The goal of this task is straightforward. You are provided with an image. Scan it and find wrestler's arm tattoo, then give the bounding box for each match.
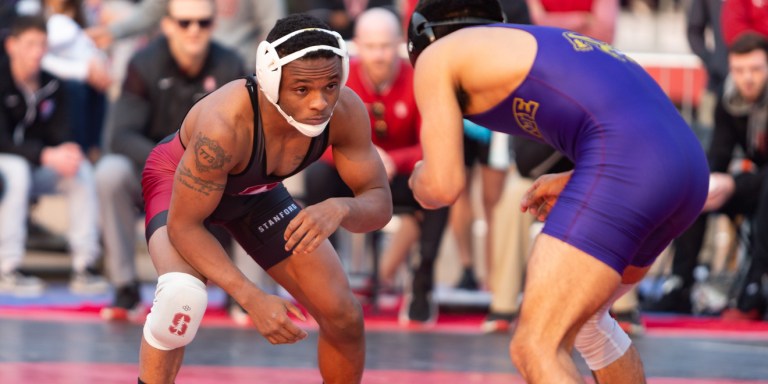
[177,133,231,195]
[176,163,226,196]
[193,132,232,173]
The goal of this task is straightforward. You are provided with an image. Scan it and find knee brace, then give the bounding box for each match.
[573,309,631,371]
[573,284,634,371]
[143,272,208,351]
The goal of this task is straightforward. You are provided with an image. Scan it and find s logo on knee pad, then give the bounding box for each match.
[169,313,191,336]
[143,272,208,351]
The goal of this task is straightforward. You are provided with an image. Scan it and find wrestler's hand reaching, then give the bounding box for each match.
[520,170,573,221]
[246,292,308,345]
[284,199,345,254]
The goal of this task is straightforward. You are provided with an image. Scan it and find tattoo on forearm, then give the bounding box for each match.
[194,133,232,172]
[177,164,225,196]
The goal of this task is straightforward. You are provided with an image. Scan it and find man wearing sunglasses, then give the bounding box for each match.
[86,0,284,69]
[94,0,244,321]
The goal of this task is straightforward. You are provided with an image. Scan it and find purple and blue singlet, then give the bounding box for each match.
[465,24,709,273]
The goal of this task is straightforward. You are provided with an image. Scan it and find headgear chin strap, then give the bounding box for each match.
[407,11,505,66]
[273,103,331,137]
[256,28,349,137]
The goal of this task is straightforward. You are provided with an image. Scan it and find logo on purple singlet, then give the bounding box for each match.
[512,98,542,138]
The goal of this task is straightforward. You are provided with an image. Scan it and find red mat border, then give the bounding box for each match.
[0,362,765,384]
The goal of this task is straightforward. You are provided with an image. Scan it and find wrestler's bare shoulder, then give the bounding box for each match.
[419,26,537,114]
[181,80,252,140]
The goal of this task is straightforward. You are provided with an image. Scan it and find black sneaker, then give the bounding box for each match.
[735,282,767,316]
[100,282,145,322]
[455,268,479,291]
[399,292,437,327]
[114,282,141,309]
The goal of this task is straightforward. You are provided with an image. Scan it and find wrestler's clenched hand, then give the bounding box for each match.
[284,200,345,254]
[246,292,308,345]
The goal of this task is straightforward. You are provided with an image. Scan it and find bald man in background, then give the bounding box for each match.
[303,7,450,326]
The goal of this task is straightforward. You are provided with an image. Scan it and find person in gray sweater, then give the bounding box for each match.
[686,0,729,97]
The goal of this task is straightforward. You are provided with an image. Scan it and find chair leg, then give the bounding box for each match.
[369,231,381,313]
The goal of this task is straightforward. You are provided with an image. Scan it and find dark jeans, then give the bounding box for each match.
[671,171,768,310]
[65,81,106,152]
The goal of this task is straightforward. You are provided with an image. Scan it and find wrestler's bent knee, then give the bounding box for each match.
[573,310,631,370]
[319,296,363,339]
[143,272,208,351]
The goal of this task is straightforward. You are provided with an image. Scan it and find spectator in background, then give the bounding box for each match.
[307,0,395,39]
[722,0,768,46]
[526,0,618,43]
[42,0,111,161]
[716,33,768,321]
[0,0,76,254]
[87,0,285,69]
[687,0,729,98]
[303,7,449,325]
[95,0,244,320]
[2,1,44,77]
[647,33,768,316]
[0,16,107,296]
[686,0,729,146]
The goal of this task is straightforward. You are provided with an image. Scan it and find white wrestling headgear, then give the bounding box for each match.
[256,28,349,137]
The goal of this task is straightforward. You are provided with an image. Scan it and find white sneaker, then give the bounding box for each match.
[0,271,45,296]
[69,271,109,295]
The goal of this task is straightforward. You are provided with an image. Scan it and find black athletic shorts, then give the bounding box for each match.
[211,184,302,270]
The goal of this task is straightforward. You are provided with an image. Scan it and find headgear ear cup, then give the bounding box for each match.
[407,12,434,67]
[255,40,282,103]
[255,28,349,104]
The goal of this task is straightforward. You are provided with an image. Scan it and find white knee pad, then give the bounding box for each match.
[143,272,208,351]
[573,283,634,371]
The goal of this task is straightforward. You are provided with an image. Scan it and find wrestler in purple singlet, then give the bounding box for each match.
[465,25,709,273]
